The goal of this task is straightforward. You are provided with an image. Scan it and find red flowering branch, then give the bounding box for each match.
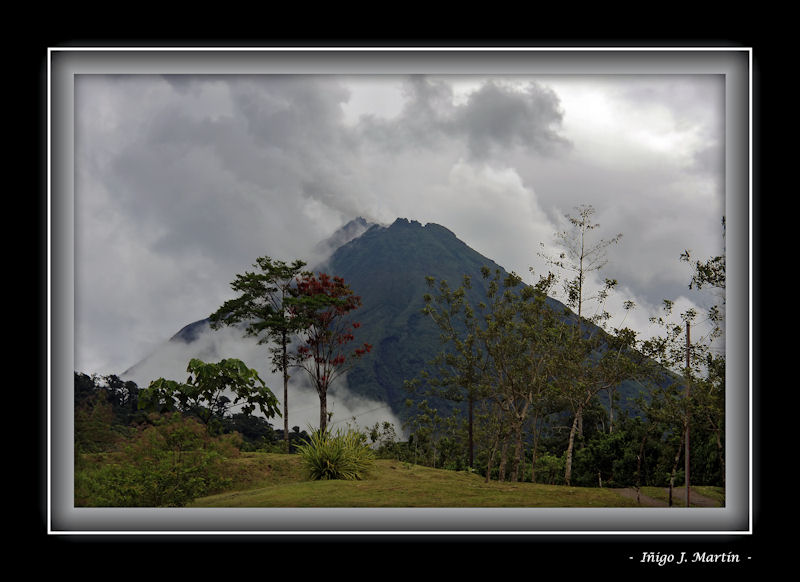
[289,272,371,431]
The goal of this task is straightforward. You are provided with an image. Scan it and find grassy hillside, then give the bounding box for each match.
[188,452,642,508]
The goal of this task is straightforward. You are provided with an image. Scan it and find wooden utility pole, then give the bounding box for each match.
[685,321,691,507]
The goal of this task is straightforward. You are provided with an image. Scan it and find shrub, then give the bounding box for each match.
[76,413,239,507]
[296,426,375,480]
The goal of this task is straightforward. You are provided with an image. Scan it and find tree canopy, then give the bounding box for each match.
[139,358,280,433]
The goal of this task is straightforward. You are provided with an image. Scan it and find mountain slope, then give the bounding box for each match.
[319,218,527,414]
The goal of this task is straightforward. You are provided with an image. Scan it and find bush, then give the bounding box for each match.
[75,413,239,507]
[296,426,375,480]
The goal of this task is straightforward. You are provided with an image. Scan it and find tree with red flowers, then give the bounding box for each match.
[289,273,372,432]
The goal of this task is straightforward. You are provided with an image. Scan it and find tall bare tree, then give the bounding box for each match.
[538,204,626,485]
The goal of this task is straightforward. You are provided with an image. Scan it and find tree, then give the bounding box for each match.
[288,273,371,432]
[210,257,310,452]
[640,218,726,501]
[475,267,564,482]
[419,274,487,469]
[640,304,720,503]
[538,204,629,485]
[539,204,623,337]
[139,358,280,434]
[681,216,726,297]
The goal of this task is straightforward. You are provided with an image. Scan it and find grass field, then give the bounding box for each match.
[188,452,644,508]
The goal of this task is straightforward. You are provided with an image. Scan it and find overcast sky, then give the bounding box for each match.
[73,72,727,388]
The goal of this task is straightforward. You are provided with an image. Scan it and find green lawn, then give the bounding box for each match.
[189,453,641,508]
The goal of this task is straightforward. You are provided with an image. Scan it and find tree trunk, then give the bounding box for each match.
[319,389,328,433]
[608,387,615,433]
[468,393,474,469]
[282,335,290,453]
[564,408,581,486]
[668,433,685,507]
[636,433,647,503]
[511,424,524,482]
[498,438,509,482]
[530,421,540,483]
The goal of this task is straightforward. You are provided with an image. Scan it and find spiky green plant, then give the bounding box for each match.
[296,426,375,480]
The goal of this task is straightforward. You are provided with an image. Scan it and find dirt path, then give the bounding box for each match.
[615,487,720,507]
[615,488,667,506]
[669,487,720,507]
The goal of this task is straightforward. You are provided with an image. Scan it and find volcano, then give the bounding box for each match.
[123,217,647,426]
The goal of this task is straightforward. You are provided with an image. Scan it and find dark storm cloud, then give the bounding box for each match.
[228,75,352,148]
[357,76,571,161]
[453,80,571,159]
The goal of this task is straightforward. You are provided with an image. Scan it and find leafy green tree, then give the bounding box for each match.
[475,267,565,482]
[418,274,487,469]
[416,266,564,481]
[210,257,310,452]
[139,358,280,434]
[75,372,145,427]
[403,398,463,469]
[473,395,509,482]
[571,412,643,487]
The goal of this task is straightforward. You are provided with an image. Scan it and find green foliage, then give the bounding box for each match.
[139,358,280,433]
[402,399,467,469]
[295,425,376,481]
[572,423,641,487]
[367,421,403,459]
[532,452,566,485]
[75,372,147,429]
[221,413,280,452]
[75,413,240,507]
[74,391,121,454]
